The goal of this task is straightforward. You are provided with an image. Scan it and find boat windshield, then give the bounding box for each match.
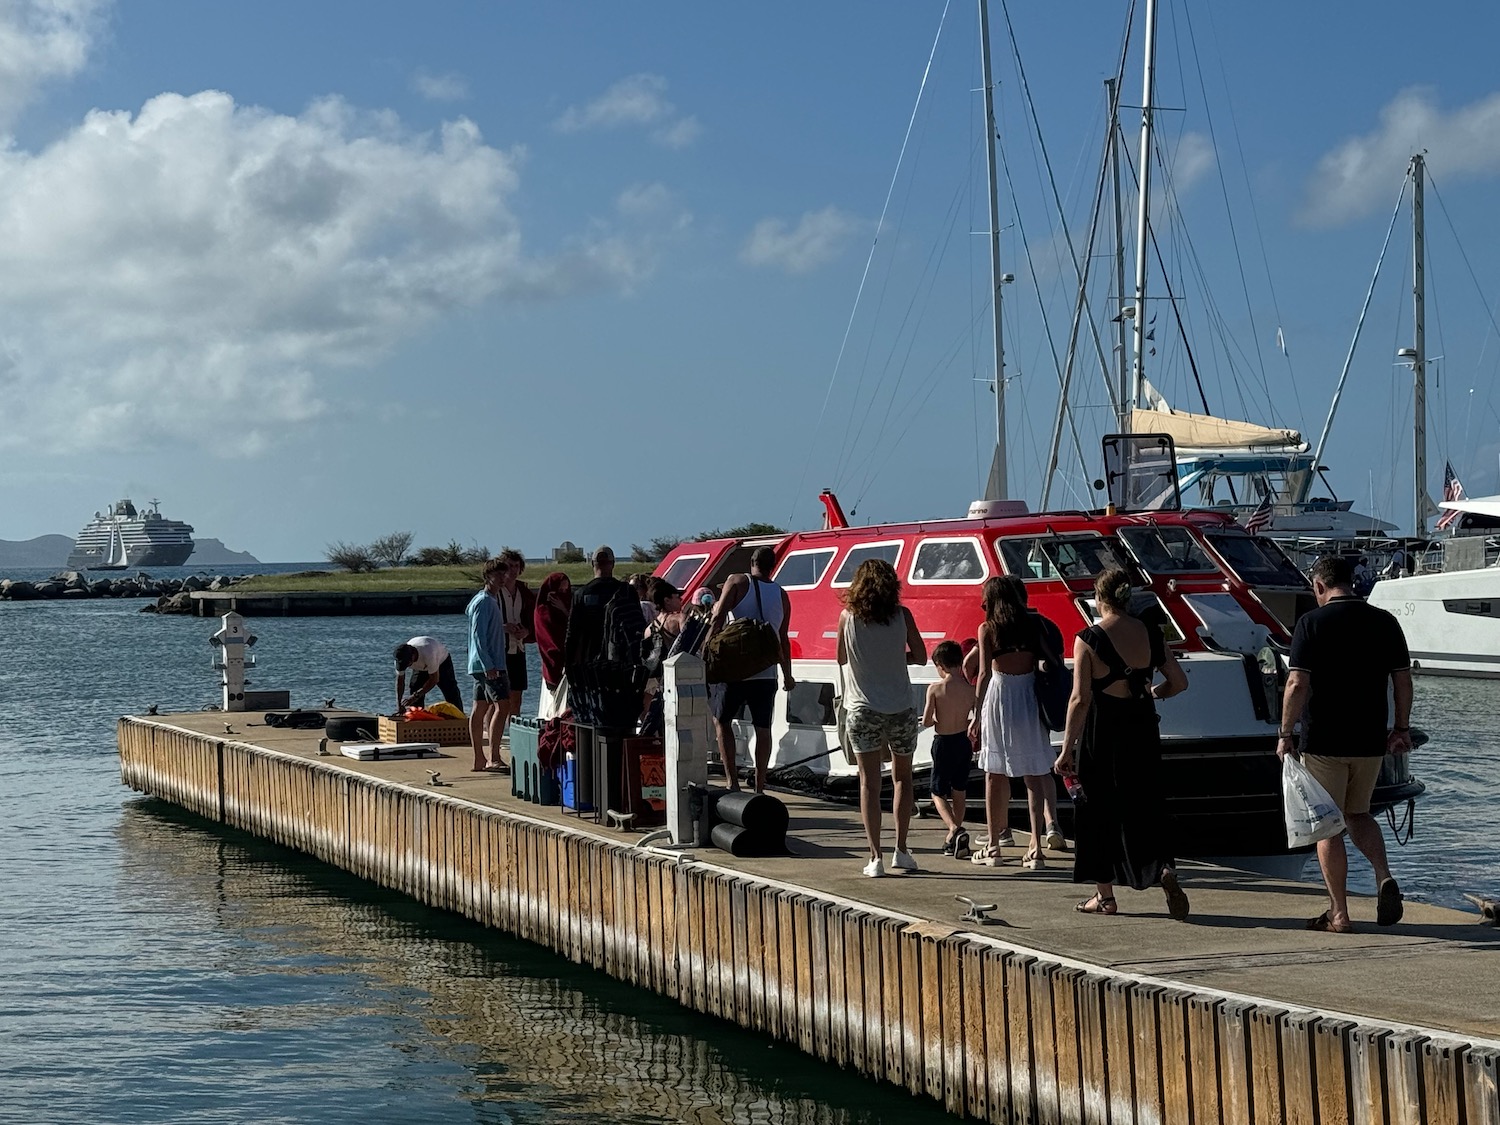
[1202,531,1307,587]
[997,534,1130,582]
[1117,526,1221,576]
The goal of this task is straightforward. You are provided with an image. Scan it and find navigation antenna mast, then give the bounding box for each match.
[1128,0,1159,414]
[1108,77,1130,431]
[1409,152,1429,538]
[979,0,1008,501]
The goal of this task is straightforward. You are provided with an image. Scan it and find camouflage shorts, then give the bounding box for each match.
[846,706,919,757]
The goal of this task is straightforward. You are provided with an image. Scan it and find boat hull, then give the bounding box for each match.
[67,542,196,570]
[1368,568,1500,677]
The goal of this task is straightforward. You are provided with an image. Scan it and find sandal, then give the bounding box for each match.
[1075,893,1117,915]
[1161,869,1190,921]
[1307,910,1355,934]
[1021,850,1045,870]
[970,843,1003,867]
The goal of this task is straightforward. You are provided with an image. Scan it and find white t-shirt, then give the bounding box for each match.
[406,636,449,674]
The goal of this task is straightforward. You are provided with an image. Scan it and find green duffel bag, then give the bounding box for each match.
[703,578,781,684]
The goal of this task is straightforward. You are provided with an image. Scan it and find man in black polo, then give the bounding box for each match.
[1279,554,1412,933]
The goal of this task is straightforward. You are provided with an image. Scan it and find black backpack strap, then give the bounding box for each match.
[750,574,765,619]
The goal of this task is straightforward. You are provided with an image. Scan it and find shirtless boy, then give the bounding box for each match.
[923,641,977,858]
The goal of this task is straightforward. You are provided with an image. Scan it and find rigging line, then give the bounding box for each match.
[1118,133,1212,414]
[1149,127,1272,419]
[832,65,952,480]
[1178,1,1283,425]
[1427,174,1500,349]
[997,0,1121,394]
[995,140,1092,491]
[843,170,972,494]
[837,151,969,482]
[849,302,995,505]
[1428,172,1500,471]
[788,0,952,524]
[969,87,984,494]
[1197,1,1301,420]
[1311,172,1409,474]
[1042,80,1119,510]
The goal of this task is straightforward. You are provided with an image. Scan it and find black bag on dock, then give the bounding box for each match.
[264,710,326,730]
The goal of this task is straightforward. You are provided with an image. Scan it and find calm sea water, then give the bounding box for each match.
[1,600,1494,1122]
[0,600,959,1125]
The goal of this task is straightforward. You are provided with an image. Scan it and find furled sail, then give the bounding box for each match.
[1130,407,1304,451]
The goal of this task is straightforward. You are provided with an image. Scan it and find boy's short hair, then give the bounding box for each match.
[393,643,416,669]
[931,640,963,669]
[482,556,508,581]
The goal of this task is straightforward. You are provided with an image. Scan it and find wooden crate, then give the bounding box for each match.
[377,715,470,746]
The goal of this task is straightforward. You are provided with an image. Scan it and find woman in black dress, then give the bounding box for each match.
[1054,568,1191,919]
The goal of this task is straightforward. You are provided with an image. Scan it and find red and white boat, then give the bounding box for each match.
[655,476,1424,858]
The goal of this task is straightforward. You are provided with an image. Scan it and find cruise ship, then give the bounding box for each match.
[67,499,195,569]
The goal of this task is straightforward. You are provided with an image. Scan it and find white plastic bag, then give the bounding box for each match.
[1282,755,1347,848]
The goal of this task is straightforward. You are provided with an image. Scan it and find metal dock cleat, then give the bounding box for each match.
[425,770,448,787]
[606,809,637,832]
[1463,893,1499,924]
[955,895,1000,925]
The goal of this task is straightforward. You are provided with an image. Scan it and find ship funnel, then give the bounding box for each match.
[967,499,1029,520]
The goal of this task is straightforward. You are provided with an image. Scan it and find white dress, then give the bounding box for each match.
[978,670,1054,777]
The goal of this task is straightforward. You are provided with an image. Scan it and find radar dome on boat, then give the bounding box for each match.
[966,499,1029,519]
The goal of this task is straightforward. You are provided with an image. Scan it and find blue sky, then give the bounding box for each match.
[3,1,1500,560]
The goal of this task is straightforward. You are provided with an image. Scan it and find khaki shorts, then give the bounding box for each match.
[1302,754,1383,817]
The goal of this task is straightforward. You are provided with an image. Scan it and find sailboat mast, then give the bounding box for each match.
[1411,152,1428,538]
[1108,77,1130,431]
[1129,0,1158,412]
[979,0,1008,501]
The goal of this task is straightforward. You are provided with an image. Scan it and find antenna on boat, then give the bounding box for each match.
[978,0,1008,501]
[1128,0,1158,416]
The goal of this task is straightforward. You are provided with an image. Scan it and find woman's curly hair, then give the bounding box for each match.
[843,558,902,624]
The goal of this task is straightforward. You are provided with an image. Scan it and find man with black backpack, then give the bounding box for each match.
[704,546,794,792]
[564,545,647,728]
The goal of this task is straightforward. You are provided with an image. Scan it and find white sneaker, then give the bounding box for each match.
[891,849,919,873]
[996,830,1016,848]
[862,858,885,878]
[1044,824,1067,852]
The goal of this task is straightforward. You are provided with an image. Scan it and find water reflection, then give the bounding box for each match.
[115,800,951,1125]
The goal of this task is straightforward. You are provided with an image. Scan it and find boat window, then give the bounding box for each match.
[1443,599,1500,618]
[831,540,903,586]
[1075,592,1187,644]
[786,680,837,727]
[773,548,836,590]
[997,535,1129,582]
[909,538,988,584]
[1117,527,1220,576]
[1203,532,1307,587]
[660,553,709,592]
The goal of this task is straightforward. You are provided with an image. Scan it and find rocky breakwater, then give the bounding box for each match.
[0,571,252,614]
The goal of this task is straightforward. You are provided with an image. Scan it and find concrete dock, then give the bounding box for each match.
[119,712,1500,1123]
[189,589,470,616]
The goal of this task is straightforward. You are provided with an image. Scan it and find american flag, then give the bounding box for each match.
[1245,493,1275,534]
[1436,461,1466,531]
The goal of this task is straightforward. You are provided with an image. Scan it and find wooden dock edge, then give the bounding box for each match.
[118,717,1500,1125]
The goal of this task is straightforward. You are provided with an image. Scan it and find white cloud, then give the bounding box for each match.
[0,0,107,127]
[0,91,658,455]
[1303,86,1500,226]
[616,181,672,216]
[411,69,468,102]
[652,115,701,150]
[554,73,701,148]
[740,207,860,275]
[1166,131,1214,196]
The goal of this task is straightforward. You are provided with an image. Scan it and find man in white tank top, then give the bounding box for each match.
[704,546,794,792]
